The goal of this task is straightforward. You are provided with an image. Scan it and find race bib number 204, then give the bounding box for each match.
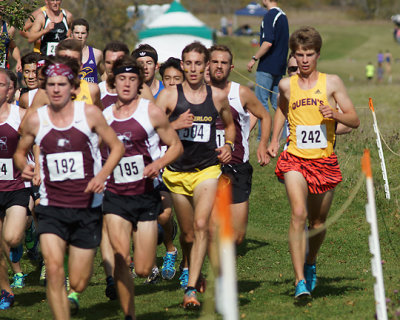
[296,125,327,149]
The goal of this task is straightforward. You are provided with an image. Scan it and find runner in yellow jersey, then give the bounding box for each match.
[267,26,360,298]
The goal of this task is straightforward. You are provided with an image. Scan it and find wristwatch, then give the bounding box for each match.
[225,140,235,152]
[252,56,258,61]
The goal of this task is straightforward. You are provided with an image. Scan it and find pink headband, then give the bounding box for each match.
[45,63,75,80]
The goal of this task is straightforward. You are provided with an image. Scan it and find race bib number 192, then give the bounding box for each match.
[178,123,210,142]
[46,152,85,182]
[296,125,327,149]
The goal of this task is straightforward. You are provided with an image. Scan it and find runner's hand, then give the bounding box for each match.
[257,144,270,166]
[21,164,35,181]
[216,145,232,164]
[143,163,161,179]
[173,109,194,130]
[85,177,106,193]
[319,105,335,119]
[267,141,279,158]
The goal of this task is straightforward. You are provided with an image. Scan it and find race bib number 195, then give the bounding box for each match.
[113,155,144,184]
[46,152,85,182]
[296,125,327,149]
[178,123,210,142]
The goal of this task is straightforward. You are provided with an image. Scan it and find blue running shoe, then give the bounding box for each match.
[295,280,311,298]
[161,248,178,280]
[304,263,317,292]
[179,268,189,290]
[10,244,23,263]
[0,290,14,310]
[11,273,27,289]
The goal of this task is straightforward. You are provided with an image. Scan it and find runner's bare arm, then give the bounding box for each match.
[88,82,103,110]
[27,15,52,43]
[139,83,155,103]
[146,103,183,178]
[242,86,271,166]
[84,104,124,193]
[155,87,178,116]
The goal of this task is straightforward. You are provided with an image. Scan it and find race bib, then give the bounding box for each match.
[178,123,210,142]
[0,159,13,180]
[216,129,225,148]
[296,125,327,149]
[46,152,85,181]
[113,155,144,184]
[46,42,58,56]
[0,54,6,69]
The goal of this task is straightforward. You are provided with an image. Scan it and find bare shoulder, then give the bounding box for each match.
[148,100,166,118]
[326,73,347,94]
[31,88,49,109]
[18,105,27,119]
[23,108,40,135]
[93,47,103,60]
[238,84,255,100]
[88,82,100,94]
[278,76,290,91]
[139,83,155,102]
[211,85,228,101]
[84,103,102,118]
[19,92,29,109]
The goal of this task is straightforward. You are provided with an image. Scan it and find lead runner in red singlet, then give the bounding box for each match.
[267,26,360,299]
[14,55,124,319]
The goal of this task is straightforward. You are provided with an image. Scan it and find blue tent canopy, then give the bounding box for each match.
[235,2,267,16]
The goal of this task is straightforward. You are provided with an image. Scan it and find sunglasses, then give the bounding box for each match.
[287,66,298,73]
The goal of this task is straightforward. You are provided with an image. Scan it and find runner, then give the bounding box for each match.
[208,44,271,245]
[267,26,360,298]
[132,44,164,98]
[0,69,30,310]
[156,41,235,309]
[102,55,182,320]
[27,0,73,56]
[159,57,184,88]
[14,55,124,318]
[71,18,105,83]
[18,52,42,109]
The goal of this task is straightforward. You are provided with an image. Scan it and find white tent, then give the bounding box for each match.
[137,0,214,62]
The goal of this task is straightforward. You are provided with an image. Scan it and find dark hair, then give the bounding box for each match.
[209,44,233,65]
[107,55,144,95]
[55,39,83,61]
[71,18,90,33]
[182,42,209,63]
[103,41,130,58]
[21,52,42,68]
[132,44,158,64]
[41,56,81,91]
[289,26,322,53]
[5,69,17,90]
[159,57,183,78]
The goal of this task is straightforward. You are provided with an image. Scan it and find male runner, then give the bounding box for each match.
[208,44,271,244]
[132,44,164,98]
[159,57,184,88]
[19,52,42,109]
[27,0,73,56]
[102,55,182,320]
[14,55,124,318]
[157,41,235,308]
[267,26,360,298]
[71,18,105,83]
[0,69,30,310]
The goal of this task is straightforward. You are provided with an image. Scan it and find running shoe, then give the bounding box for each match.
[129,258,137,278]
[9,244,23,263]
[304,263,317,292]
[105,276,117,300]
[0,290,14,310]
[294,280,311,299]
[161,248,178,280]
[25,222,40,261]
[183,288,200,309]
[144,266,160,284]
[39,263,46,286]
[11,273,27,289]
[179,268,189,289]
[68,292,79,315]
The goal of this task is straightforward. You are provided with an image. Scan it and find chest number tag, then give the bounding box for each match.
[0,159,13,180]
[47,42,58,56]
[216,129,225,148]
[47,152,85,181]
[178,123,210,142]
[114,155,144,184]
[296,125,327,149]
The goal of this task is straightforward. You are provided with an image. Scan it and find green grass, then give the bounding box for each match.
[4,9,400,319]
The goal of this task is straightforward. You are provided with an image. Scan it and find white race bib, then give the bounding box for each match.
[0,54,6,69]
[178,123,210,142]
[46,42,58,56]
[0,159,13,180]
[216,129,225,148]
[113,155,144,184]
[46,152,85,181]
[296,125,327,149]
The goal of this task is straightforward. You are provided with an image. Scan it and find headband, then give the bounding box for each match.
[133,51,157,64]
[45,63,75,80]
[113,66,140,76]
[37,60,46,68]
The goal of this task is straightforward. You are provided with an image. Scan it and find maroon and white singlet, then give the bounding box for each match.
[35,101,102,207]
[103,98,161,195]
[99,81,118,109]
[216,82,251,164]
[0,104,31,191]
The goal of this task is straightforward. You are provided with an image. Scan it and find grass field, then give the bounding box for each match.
[3,8,400,320]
